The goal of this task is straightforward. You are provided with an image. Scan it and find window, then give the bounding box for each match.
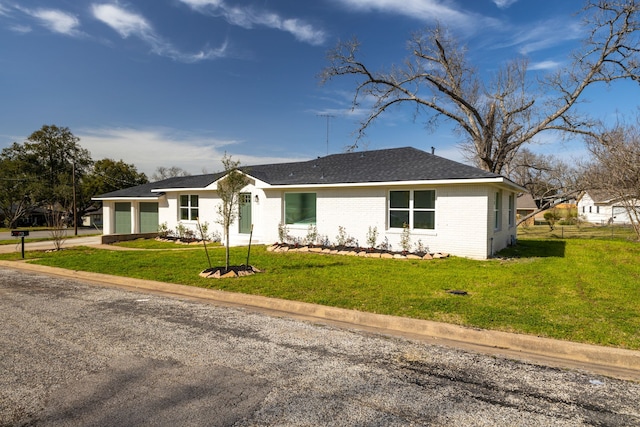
[179,195,199,220]
[285,193,316,224]
[508,194,515,227]
[389,190,435,230]
[494,191,502,230]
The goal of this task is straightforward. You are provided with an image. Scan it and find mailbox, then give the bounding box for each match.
[11,230,30,237]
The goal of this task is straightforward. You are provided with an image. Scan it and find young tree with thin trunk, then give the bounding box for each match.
[216,154,250,270]
[320,1,640,175]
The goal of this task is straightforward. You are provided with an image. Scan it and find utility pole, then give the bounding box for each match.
[317,114,334,155]
[72,155,77,236]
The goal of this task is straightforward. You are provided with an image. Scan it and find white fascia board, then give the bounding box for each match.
[91,196,161,201]
[152,187,208,193]
[259,177,526,191]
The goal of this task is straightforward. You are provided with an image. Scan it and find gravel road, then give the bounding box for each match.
[1,267,639,426]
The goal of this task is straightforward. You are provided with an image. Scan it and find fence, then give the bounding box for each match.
[518,224,637,240]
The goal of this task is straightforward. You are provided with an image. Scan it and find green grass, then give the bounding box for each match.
[2,234,639,350]
[112,239,221,250]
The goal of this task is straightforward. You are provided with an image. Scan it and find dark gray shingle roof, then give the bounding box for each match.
[246,147,500,185]
[95,173,225,198]
[94,147,504,198]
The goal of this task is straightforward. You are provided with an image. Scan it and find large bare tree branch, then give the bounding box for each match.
[320,1,640,174]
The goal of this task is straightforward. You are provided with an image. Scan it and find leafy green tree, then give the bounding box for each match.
[216,154,250,270]
[0,149,39,228]
[23,125,92,210]
[82,158,149,212]
[0,125,91,228]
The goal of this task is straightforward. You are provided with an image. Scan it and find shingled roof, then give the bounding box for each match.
[95,173,225,199]
[94,147,509,199]
[246,147,501,185]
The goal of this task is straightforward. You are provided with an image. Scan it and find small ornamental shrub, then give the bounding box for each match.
[175,222,188,239]
[415,239,428,254]
[277,222,290,243]
[400,223,411,253]
[158,222,171,238]
[378,236,391,251]
[336,226,348,246]
[366,226,378,249]
[544,210,562,230]
[196,220,210,241]
[305,224,318,245]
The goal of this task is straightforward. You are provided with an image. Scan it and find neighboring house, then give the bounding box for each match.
[516,193,538,226]
[81,207,103,228]
[93,147,524,259]
[577,191,638,225]
[0,205,47,228]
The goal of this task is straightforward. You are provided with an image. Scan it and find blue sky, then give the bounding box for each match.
[1,0,638,176]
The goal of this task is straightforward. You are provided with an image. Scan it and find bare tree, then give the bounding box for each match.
[151,166,190,182]
[320,1,640,174]
[583,118,640,238]
[216,154,250,270]
[507,149,583,224]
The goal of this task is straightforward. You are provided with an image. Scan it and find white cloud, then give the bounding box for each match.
[509,19,583,55]
[9,24,31,33]
[17,7,82,36]
[91,3,151,39]
[178,0,327,46]
[529,60,561,71]
[91,3,228,62]
[492,0,518,8]
[331,0,498,30]
[77,127,301,176]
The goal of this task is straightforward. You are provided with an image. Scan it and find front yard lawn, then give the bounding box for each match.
[1,237,638,350]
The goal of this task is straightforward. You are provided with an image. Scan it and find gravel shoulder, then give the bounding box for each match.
[1,267,639,426]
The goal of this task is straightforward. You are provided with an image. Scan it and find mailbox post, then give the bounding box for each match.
[11,230,30,259]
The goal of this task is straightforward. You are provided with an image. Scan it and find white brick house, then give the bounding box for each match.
[93,147,524,259]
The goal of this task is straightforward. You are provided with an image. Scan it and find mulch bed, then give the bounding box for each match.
[199,264,262,279]
[266,243,449,260]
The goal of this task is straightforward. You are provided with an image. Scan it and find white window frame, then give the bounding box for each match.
[388,189,436,230]
[508,193,515,227]
[179,194,199,221]
[494,191,502,231]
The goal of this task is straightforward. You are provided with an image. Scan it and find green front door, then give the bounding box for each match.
[139,202,159,233]
[239,193,252,234]
[114,202,131,234]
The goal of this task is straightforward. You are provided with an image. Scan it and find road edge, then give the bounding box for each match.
[2,259,639,382]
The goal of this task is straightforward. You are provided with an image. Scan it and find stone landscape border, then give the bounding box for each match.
[266,243,449,260]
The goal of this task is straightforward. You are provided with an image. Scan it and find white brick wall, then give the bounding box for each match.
[106,182,517,259]
[256,184,516,259]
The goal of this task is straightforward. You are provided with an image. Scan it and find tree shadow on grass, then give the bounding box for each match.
[498,239,566,258]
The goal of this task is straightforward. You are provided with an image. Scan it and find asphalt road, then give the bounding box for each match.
[0,228,100,240]
[1,268,639,427]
